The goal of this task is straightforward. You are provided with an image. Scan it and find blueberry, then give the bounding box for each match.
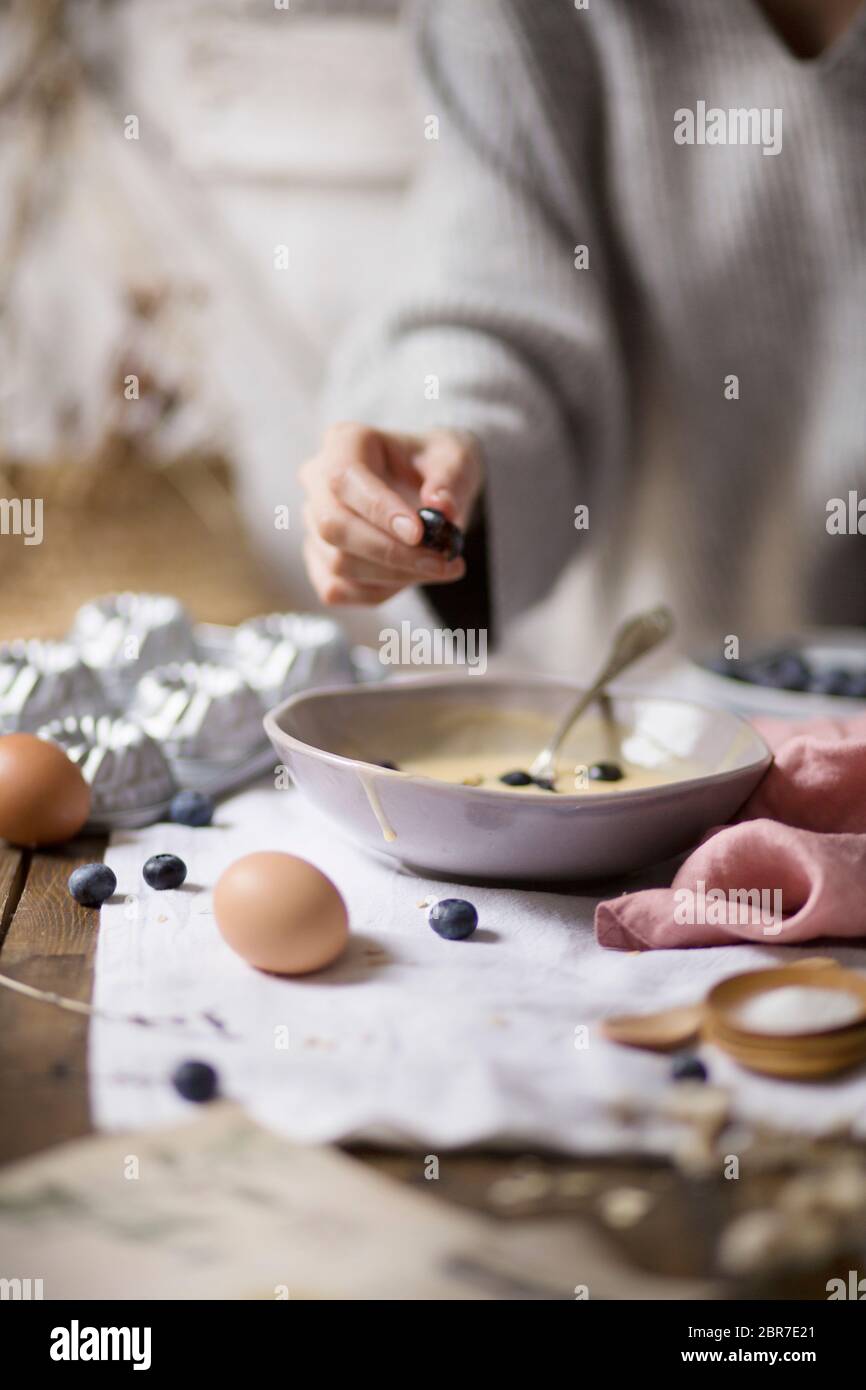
[417,507,464,561]
[428,898,478,940]
[143,853,187,890]
[707,655,746,681]
[172,1060,218,1103]
[170,790,214,827]
[671,1054,708,1083]
[500,769,534,786]
[840,670,866,699]
[532,775,557,792]
[808,668,852,697]
[745,651,811,691]
[68,863,117,908]
[588,761,624,782]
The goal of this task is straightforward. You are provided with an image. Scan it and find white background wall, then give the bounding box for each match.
[1,0,436,643]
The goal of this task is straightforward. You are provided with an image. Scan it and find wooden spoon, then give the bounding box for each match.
[601,1004,703,1052]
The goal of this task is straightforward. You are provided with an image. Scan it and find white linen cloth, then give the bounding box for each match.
[91,778,866,1152]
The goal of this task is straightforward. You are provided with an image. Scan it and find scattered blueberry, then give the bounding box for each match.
[500,769,534,786]
[170,790,214,827]
[588,761,624,783]
[143,853,187,890]
[171,1060,219,1103]
[428,898,478,940]
[377,760,400,771]
[745,651,811,692]
[671,1053,708,1083]
[68,863,117,908]
[417,507,464,561]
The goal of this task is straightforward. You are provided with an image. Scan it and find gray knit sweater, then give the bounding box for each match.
[323,0,866,650]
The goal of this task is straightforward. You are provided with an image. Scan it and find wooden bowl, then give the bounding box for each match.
[704,964,866,1078]
[706,966,866,1041]
[703,1016,866,1079]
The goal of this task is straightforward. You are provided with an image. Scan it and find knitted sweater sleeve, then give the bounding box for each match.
[320,0,629,635]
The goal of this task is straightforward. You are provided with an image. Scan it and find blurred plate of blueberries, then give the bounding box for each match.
[697,628,866,716]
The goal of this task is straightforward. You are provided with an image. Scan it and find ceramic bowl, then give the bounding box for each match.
[263,675,772,882]
[690,627,866,718]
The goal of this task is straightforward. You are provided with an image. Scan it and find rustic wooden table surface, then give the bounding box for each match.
[0,832,855,1298]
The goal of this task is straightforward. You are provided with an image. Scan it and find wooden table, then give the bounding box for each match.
[0,834,855,1298]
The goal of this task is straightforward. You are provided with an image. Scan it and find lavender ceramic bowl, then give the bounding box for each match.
[264,675,772,882]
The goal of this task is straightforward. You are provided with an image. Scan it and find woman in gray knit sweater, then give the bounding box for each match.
[301,0,865,652]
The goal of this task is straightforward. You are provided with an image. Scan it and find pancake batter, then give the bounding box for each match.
[365,708,704,795]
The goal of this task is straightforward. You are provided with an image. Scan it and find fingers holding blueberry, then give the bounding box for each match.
[300,424,479,606]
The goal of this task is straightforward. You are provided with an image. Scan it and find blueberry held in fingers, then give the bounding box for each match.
[143,853,187,890]
[417,508,464,561]
[428,898,478,940]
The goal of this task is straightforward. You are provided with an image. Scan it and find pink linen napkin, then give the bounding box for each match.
[595,711,866,950]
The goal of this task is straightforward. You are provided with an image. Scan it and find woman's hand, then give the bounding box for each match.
[300,424,483,606]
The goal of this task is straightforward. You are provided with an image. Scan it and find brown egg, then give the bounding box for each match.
[213,851,349,976]
[0,733,91,847]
